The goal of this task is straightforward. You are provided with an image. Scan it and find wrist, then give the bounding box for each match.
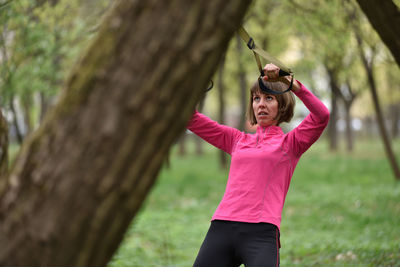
[291,79,301,92]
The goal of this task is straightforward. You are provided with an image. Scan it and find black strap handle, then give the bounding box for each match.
[258,75,294,95]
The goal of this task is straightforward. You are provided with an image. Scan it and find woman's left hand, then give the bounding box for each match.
[262,63,300,92]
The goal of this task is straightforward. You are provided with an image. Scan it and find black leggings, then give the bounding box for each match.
[193,220,280,267]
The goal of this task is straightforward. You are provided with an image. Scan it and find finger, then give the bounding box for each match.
[266,69,279,79]
[264,63,279,71]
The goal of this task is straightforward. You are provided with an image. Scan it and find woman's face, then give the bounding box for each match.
[252,91,279,127]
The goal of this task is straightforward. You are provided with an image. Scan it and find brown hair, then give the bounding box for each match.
[247,79,296,126]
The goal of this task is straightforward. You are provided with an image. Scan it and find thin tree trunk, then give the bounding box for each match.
[344,101,353,151]
[178,131,187,156]
[9,95,23,144]
[21,95,33,136]
[352,23,400,180]
[0,1,252,266]
[390,103,399,139]
[363,59,400,179]
[326,67,339,151]
[236,35,247,131]
[342,80,357,152]
[218,55,228,169]
[39,92,50,123]
[195,96,206,156]
[0,109,8,177]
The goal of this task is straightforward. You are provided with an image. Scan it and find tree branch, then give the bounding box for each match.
[0,0,14,10]
[355,0,400,67]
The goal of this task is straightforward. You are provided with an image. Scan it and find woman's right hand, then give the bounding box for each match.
[262,63,280,80]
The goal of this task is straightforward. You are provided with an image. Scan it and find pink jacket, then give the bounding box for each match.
[187,82,329,230]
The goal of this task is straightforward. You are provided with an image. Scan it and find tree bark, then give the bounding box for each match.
[0,1,252,266]
[355,0,400,67]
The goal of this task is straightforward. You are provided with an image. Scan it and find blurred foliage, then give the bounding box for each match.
[0,0,399,134]
[0,0,110,134]
[207,0,400,120]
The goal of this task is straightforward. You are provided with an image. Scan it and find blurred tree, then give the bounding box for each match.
[218,55,228,169]
[178,131,187,156]
[0,1,252,267]
[235,35,247,131]
[341,79,359,151]
[0,110,8,177]
[195,96,206,155]
[355,0,400,67]
[345,0,400,180]
[285,0,350,151]
[385,65,400,138]
[0,0,110,144]
[325,64,341,151]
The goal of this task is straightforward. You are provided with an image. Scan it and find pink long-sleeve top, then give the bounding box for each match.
[187,82,329,230]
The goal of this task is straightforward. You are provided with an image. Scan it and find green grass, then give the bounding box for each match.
[109,139,400,267]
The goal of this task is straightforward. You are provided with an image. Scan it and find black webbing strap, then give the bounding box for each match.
[237,26,294,94]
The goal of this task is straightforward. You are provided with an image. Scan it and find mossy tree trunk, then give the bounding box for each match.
[0,0,252,266]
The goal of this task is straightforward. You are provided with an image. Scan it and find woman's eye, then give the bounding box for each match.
[253,96,260,101]
[266,96,273,101]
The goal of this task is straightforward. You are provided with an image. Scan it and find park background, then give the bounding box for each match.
[1,0,399,266]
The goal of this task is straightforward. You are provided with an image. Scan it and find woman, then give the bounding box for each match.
[188,63,330,267]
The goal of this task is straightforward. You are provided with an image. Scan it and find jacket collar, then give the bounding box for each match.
[256,124,283,136]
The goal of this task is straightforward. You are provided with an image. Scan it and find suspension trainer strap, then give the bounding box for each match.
[237,26,293,77]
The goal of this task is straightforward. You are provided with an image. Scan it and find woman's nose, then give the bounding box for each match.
[258,98,266,107]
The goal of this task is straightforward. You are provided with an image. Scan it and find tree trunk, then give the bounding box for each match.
[355,0,400,67]
[341,80,357,152]
[218,55,228,169]
[326,67,339,151]
[178,131,187,156]
[195,96,206,156]
[39,92,50,123]
[0,110,8,177]
[21,95,33,136]
[352,25,400,180]
[236,35,247,131]
[9,95,24,145]
[391,103,400,139]
[363,57,400,180]
[344,100,353,151]
[0,1,252,266]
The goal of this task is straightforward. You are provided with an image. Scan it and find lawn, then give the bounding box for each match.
[109,138,400,267]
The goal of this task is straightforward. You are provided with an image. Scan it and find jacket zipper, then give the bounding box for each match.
[256,127,267,146]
